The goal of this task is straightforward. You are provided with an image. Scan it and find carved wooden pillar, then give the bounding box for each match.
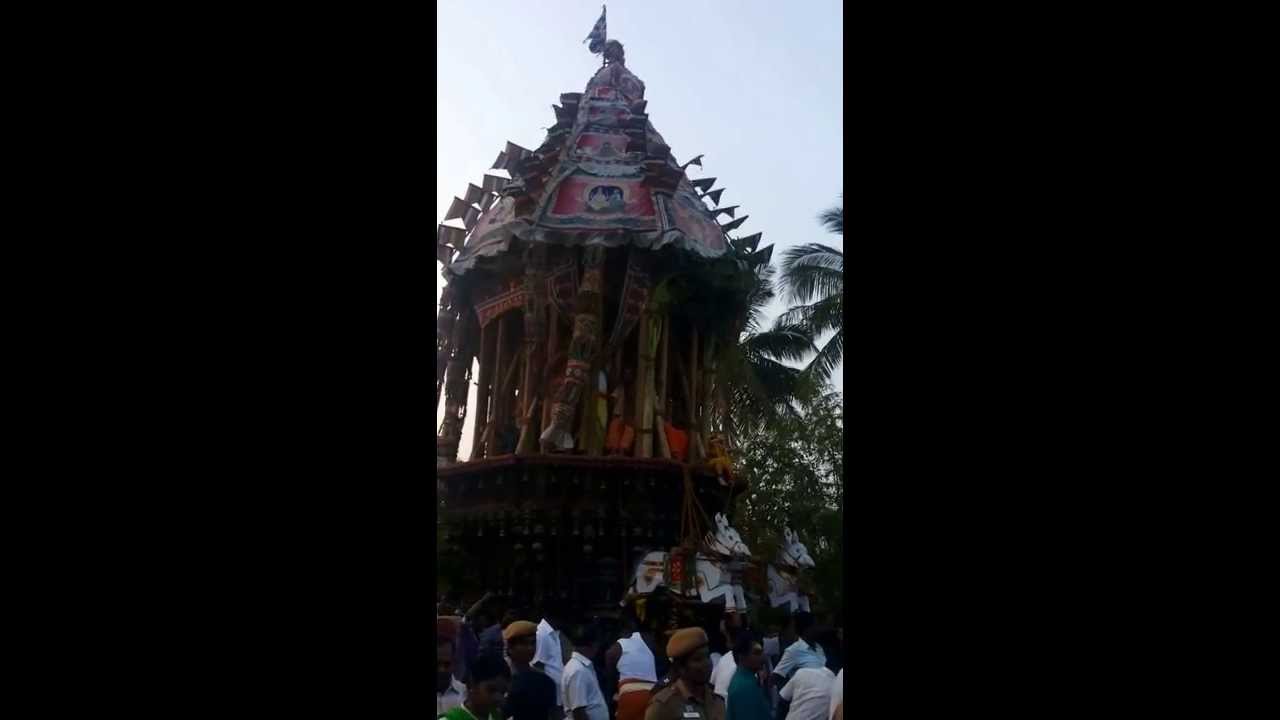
[540,246,605,452]
[516,246,547,455]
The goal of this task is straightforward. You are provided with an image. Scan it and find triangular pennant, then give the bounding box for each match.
[736,232,763,254]
[691,177,716,192]
[437,244,454,266]
[444,197,470,221]
[482,174,509,194]
[464,183,485,205]
[746,244,774,267]
[720,215,748,233]
[680,154,704,171]
[491,151,508,170]
[704,188,724,206]
[463,205,481,231]
[438,224,466,249]
[713,205,739,219]
[560,92,583,107]
[504,142,530,160]
[479,193,496,211]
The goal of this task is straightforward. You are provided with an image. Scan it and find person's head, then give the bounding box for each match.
[794,612,818,644]
[707,622,728,655]
[604,40,625,65]
[504,621,539,667]
[437,638,455,693]
[569,623,599,656]
[666,627,712,687]
[732,631,764,673]
[466,655,511,715]
[621,610,640,635]
[816,628,842,672]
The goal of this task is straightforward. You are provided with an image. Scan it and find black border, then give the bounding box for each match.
[73,0,1189,713]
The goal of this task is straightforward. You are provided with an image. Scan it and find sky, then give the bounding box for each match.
[437,0,843,456]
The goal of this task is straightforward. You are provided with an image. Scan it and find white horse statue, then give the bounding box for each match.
[624,513,752,611]
[766,527,815,612]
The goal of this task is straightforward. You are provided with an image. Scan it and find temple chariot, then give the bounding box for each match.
[436,23,813,628]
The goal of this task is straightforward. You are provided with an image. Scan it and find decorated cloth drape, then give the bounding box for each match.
[444,38,733,279]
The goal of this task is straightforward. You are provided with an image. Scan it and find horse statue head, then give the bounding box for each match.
[706,513,751,557]
[778,527,815,569]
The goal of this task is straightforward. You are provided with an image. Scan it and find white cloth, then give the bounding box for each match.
[436,677,467,717]
[779,667,835,720]
[534,619,565,687]
[710,650,737,700]
[774,638,826,681]
[828,669,843,720]
[562,652,609,720]
[763,635,781,665]
[617,632,657,682]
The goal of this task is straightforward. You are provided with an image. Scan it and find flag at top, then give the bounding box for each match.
[583,5,606,54]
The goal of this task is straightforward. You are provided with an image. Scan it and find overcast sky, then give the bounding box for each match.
[437,0,843,455]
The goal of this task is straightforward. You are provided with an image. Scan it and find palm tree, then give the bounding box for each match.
[714,263,817,445]
[780,197,844,383]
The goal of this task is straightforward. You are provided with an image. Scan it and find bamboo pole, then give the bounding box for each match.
[634,312,652,457]
[489,315,506,456]
[700,336,718,454]
[671,348,696,430]
[470,321,496,461]
[438,309,478,465]
[689,326,700,428]
[486,315,511,458]
[543,303,557,431]
[435,290,458,414]
[482,346,524,456]
[654,392,672,460]
[658,313,670,408]
[644,314,660,457]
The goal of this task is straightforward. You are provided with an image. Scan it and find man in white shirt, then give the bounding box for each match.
[710,643,737,701]
[561,626,609,720]
[779,667,835,720]
[437,637,468,716]
[534,618,565,686]
[772,614,826,687]
[827,668,842,720]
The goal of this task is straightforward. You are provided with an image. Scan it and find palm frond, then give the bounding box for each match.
[777,295,842,339]
[740,264,779,336]
[818,197,843,236]
[801,328,843,385]
[741,323,817,364]
[780,243,843,305]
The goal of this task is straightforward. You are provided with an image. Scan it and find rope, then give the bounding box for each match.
[679,466,715,555]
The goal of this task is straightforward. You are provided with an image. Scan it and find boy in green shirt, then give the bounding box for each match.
[440,654,510,720]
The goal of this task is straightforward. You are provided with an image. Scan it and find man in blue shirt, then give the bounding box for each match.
[770,613,826,720]
[726,632,771,720]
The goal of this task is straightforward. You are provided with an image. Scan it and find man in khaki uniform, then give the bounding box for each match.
[645,628,725,720]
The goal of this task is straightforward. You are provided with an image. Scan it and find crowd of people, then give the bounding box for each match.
[436,596,843,720]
